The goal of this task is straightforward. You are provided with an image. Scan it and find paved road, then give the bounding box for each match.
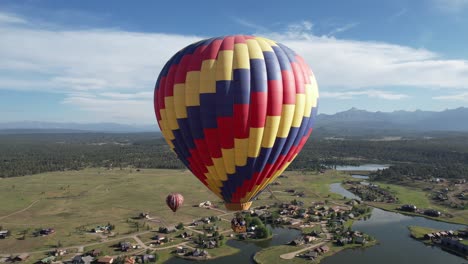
[279,241,327,259]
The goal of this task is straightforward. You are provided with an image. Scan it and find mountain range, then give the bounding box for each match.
[0,107,467,134]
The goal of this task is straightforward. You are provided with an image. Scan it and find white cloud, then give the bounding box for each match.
[321,90,409,100]
[433,0,468,12]
[326,22,359,37]
[1,12,468,122]
[0,12,26,24]
[433,92,468,101]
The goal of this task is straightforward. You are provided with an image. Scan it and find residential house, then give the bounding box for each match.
[119,241,132,252]
[304,251,318,260]
[289,239,304,246]
[424,233,435,240]
[39,228,55,236]
[72,255,94,264]
[140,254,156,263]
[14,254,29,262]
[124,257,135,264]
[0,230,9,239]
[355,236,367,244]
[40,256,55,264]
[441,237,468,254]
[89,249,101,257]
[97,256,114,264]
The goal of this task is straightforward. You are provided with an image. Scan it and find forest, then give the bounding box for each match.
[1,131,468,179]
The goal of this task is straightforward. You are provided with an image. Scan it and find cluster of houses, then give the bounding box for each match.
[176,247,209,259]
[275,201,358,225]
[399,204,441,217]
[423,229,468,256]
[346,183,397,203]
[336,231,368,246]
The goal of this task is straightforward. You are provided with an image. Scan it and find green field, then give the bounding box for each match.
[407,226,439,240]
[366,182,468,225]
[0,168,350,255]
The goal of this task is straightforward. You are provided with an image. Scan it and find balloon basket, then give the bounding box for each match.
[224,202,252,211]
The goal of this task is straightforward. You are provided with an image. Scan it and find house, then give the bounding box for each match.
[441,237,468,253]
[424,233,435,240]
[14,254,30,262]
[180,232,192,239]
[72,255,94,264]
[140,254,156,263]
[51,249,67,256]
[97,256,114,264]
[120,241,132,252]
[176,246,189,255]
[400,204,417,212]
[124,257,135,264]
[289,239,304,246]
[139,213,150,219]
[89,249,102,257]
[338,237,352,245]
[191,249,208,257]
[316,246,330,253]
[40,256,56,264]
[0,230,9,239]
[355,236,367,244]
[39,228,55,236]
[424,209,441,217]
[304,251,318,260]
[303,235,317,243]
[93,225,111,233]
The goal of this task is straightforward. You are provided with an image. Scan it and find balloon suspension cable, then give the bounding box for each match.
[267,186,282,203]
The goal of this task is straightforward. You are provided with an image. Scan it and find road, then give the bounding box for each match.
[0,200,40,221]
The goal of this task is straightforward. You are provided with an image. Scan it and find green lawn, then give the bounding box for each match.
[407,226,439,240]
[367,182,468,225]
[0,168,350,254]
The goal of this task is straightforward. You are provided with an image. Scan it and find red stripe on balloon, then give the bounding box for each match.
[249,92,267,128]
[233,104,249,138]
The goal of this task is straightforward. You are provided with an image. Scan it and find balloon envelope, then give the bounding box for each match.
[166,193,184,212]
[154,35,319,211]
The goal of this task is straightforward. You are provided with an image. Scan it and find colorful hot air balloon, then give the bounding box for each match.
[166,193,184,212]
[154,35,319,211]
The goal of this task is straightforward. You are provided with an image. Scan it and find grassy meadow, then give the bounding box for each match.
[0,168,349,255]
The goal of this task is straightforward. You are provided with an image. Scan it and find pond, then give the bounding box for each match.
[324,183,467,264]
[164,226,302,264]
[335,164,389,171]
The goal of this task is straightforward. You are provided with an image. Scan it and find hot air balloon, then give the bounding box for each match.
[166,193,184,212]
[154,35,319,211]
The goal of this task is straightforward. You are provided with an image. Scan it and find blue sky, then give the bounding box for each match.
[1,0,468,124]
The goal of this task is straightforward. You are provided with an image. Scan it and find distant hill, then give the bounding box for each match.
[315,107,468,133]
[1,107,467,135]
[0,121,158,133]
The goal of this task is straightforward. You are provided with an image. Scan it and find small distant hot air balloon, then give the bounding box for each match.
[154,35,319,211]
[166,193,184,212]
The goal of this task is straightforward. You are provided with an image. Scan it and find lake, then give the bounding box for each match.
[324,183,467,264]
[335,164,389,171]
[165,183,467,264]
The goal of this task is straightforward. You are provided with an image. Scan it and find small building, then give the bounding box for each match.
[304,251,318,260]
[355,236,367,244]
[0,230,10,239]
[400,204,417,212]
[424,233,435,240]
[39,228,55,236]
[140,255,156,263]
[424,209,441,217]
[97,256,114,264]
[120,241,132,252]
[40,256,56,264]
[89,249,102,257]
[72,255,94,264]
[289,239,304,246]
[14,254,30,262]
[124,257,135,264]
